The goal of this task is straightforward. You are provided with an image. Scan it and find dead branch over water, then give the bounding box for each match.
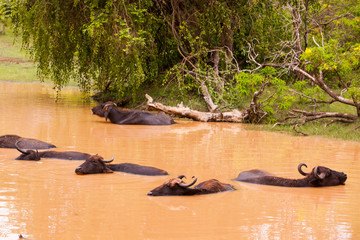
[145,94,246,122]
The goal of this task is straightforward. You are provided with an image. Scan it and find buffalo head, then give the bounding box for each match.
[91,101,117,118]
[297,163,347,187]
[14,141,40,161]
[75,155,114,175]
[148,175,199,196]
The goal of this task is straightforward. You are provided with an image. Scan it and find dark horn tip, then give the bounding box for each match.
[298,163,309,176]
[178,176,197,188]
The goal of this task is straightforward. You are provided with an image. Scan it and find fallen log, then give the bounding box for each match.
[145,94,246,123]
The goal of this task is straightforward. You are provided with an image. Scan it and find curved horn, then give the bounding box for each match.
[102,155,114,163]
[179,176,197,188]
[314,166,326,179]
[298,163,309,176]
[102,102,117,112]
[15,141,28,154]
[102,105,109,112]
[314,166,319,175]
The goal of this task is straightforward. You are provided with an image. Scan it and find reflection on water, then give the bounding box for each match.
[0,82,360,239]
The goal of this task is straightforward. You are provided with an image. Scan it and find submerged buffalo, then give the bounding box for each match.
[75,155,168,176]
[232,163,347,187]
[14,141,92,161]
[91,101,176,125]
[0,134,55,149]
[147,175,235,196]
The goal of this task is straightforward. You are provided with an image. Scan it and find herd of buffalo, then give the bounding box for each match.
[1,101,347,196]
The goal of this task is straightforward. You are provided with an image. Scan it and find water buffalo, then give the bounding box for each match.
[91,101,176,125]
[75,155,168,176]
[14,141,92,161]
[147,175,235,196]
[0,134,56,149]
[232,163,347,187]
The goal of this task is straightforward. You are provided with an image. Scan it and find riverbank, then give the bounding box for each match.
[0,29,78,86]
[0,29,38,82]
[1,29,359,142]
[248,122,360,142]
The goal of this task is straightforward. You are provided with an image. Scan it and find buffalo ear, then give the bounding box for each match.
[104,168,113,173]
[104,108,110,121]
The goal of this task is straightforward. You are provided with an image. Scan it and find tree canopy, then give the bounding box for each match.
[5,0,360,125]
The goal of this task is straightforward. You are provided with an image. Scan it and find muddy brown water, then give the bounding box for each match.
[0,82,359,239]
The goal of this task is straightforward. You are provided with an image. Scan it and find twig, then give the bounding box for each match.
[293,124,308,136]
[324,119,355,128]
[256,112,268,124]
[272,121,299,127]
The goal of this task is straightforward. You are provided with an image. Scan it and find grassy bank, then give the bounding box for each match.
[248,98,359,141]
[0,28,77,86]
[0,29,38,82]
[248,121,359,142]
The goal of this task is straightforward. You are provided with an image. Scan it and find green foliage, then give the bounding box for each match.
[293,80,327,102]
[223,67,295,121]
[297,0,360,102]
[0,0,11,25]
[300,39,360,102]
[346,86,360,102]
[6,0,360,128]
[9,0,179,97]
[301,40,360,73]
[234,72,264,96]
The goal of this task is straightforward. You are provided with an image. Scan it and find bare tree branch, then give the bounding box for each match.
[320,13,352,27]
[200,78,218,112]
[292,66,356,106]
[325,118,355,128]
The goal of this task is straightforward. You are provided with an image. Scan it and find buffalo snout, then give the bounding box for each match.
[75,167,84,175]
[341,174,347,184]
[338,172,347,185]
[91,105,105,117]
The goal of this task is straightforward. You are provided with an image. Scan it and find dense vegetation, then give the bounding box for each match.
[1,0,360,133]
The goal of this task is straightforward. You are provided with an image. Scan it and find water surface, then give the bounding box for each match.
[0,82,359,239]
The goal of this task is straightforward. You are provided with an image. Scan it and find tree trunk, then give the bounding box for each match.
[145,94,246,122]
